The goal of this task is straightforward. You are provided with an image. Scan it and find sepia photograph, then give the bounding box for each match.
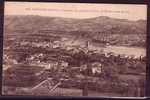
[2,2,147,97]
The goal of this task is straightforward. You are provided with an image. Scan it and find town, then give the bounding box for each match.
[3,29,146,97]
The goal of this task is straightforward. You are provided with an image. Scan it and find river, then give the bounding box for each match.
[62,39,146,58]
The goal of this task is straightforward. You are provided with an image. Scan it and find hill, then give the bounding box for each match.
[4,15,146,47]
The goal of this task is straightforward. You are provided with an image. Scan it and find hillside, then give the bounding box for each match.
[4,15,146,34]
[4,15,147,47]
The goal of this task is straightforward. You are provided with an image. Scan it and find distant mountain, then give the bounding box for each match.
[4,15,146,35]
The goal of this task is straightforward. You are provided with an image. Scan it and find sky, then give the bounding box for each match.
[4,2,147,21]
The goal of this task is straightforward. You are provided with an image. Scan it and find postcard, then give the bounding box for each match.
[2,1,147,97]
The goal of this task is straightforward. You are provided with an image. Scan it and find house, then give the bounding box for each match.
[91,62,102,75]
